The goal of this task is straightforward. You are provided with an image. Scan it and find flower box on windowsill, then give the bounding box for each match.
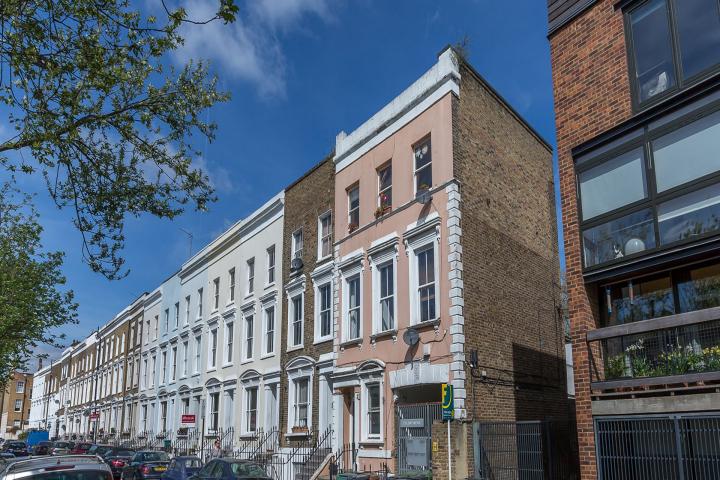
[348,223,359,234]
[374,205,392,219]
[291,426,309,434]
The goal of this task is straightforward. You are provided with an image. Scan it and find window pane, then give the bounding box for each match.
[579,148,647,220]
[349,187,359,210]
[582,209,656,267]
[414,140,431,169]
[381,298,394,331]
[675,0,720,79]
[678,262,720,312]
[653,111,720,192]
[603,275,675,327]
[420,285,436,322]
[379,165,392,191]
[658,182,720,244]
[629,0,676,102]
[349,277,360,308]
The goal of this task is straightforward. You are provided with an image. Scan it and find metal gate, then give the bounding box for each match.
[595,414,720,480]
[395,403,442,473]
[475,420,579,480]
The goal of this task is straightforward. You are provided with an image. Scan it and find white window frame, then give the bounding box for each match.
[362,381,383,442]
[154,315,159,340]
[16,381,24,394]
[243,385,259,434]
[212,278,220,311]
[261,301,276,358]
[171,345,177,382]
[194,335,202,374]
[181,341,188,378]
[317,211,333,260]
[286,362,313,433]
[185,296,191,325]
[160,350,167,385]
[246,258,255,296]
[208,328,218,370]
[242,311,254,362]
[406,224,441,326]
[228,268,236,304]
[287,292,304,349]
[291,229,303,260]
[267,245,276,285]
[14,399,21,412]
[224,321,234,365]
[312,269,333,344]
[197,288,204,319]
[413,136,432,194]
[377,161,392,210]
[347,184,360,231]
[340,260,363,343]
[370,246,398,335]
[164,308,169,333]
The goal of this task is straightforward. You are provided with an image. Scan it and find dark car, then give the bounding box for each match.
[2,442,28,458]
[188,459,269,480]
[103,448,136,479]
[160,457,201,480]
[120,451,171,480]
[0,454,113,480]
[31,441,54,456]
[70,442,93,454]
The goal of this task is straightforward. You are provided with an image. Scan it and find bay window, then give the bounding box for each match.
[625,0,720,107]
[577,102,720,269]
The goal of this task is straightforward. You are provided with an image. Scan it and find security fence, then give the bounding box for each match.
[595,414,720,480]
[475,420,579,480]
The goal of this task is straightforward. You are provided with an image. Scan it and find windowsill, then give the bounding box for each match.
[340,338,362,348]
[265,282,276,289]
[313,336,333,346]
[192,372,200,377]
[260,352,275,360]
[371,329,397,341]
[317,254,332,263]
[359,439,384,447]
[238,433,258,440]
[221,362,234,369]
[206,367,217,373]
[286,345,304,353]
[285,431,311,439]
[413,318,441,330]
[240,358,253,365]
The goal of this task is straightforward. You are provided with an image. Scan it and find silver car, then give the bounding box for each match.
[0,455,112,480]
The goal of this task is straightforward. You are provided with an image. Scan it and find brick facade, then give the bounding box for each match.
[453,63,569,423]
[549,1,634,477]
[279,156,335,446]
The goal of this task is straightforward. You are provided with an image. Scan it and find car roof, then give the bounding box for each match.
[0,455,110,476]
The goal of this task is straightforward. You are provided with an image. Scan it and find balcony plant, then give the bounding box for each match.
[374,204,391,219]
[348,222,358,234]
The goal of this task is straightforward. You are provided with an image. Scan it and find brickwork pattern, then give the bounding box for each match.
[549,1,634,477]
[279,157,335,447]
[453,61,567,421]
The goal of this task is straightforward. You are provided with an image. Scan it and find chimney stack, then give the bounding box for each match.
[38,358,43,370]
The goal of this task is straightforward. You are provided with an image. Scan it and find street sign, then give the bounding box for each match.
[89,412,100,421]
[441,383,454,421]
[181,414,196,425]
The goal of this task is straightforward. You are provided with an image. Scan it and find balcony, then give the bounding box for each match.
[588,306,720,395]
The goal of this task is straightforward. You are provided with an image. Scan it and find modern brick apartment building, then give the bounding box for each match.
[0,372,32,440]
[549,0,720,478]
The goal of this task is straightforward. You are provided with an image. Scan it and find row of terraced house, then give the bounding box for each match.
[29,48,572,479]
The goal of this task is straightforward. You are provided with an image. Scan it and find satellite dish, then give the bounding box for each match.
[403,328,420,347]
[290,257,304,271]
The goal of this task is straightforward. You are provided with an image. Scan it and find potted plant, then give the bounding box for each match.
[348,222,358,233]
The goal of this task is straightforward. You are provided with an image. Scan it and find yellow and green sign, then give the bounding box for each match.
[441,383,454,421]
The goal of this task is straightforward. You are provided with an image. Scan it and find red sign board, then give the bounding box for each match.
[180,414,196,425]
[89,412,100,421]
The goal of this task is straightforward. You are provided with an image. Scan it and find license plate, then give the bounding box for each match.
[153,467,167,472]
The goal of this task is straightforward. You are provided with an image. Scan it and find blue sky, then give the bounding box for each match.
[6,0,562,361]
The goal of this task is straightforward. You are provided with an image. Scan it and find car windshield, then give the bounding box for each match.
[91,447,113,455]
[229,463,266,478]
[183,460,202,468]
[28,470,113,480]
[110,450,134,457]
[7,443,26,448]
[141,453,169,462]
[78,444,92,449]
[55,443,72,448]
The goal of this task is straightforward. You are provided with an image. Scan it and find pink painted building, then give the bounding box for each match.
[330,48,566,475]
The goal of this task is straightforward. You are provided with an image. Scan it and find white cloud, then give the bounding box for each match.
[167,0,333,98]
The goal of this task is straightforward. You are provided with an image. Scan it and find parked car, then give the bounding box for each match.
[2,443,28,458]
[31,442,54,456]
[70,442,93,454]
[160,457,201,480]
[52,441,75,456]
[88,445,114,457]
[0,454,113,480]
[188,459,269,480]
[102,448,136,479]
[120,451,171,480]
